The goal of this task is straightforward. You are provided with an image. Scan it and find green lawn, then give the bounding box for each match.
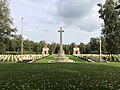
[35,54,56,63]
[35,54,86,63]
[0,55,120,90]
[0,62,120,89]
[66,55,87,63]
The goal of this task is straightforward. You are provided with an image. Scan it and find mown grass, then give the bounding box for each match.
[0,62,120,90]
[35,54,86,63]
[66,55,87,63]
[35,55,56,63]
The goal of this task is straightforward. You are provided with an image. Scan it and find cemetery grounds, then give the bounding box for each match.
[0,55,120,90]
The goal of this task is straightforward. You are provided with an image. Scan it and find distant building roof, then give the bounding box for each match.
[43,45,48,49]
[74,45,79,48]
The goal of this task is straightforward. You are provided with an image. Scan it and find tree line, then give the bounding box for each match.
[0,0,120,54]
[2,35,107,55]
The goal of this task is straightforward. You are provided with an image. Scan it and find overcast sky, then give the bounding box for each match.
[9,0,105,44]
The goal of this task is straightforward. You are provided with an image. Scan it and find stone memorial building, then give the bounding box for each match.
[42,45,49,56]
[73,45,80,55]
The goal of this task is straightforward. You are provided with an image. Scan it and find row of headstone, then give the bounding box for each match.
[72,45,120,62]
[0,45,50,62]
[0,54,48,62]
[74,54,120,62]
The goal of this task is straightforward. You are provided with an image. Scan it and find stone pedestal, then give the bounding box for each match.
[54,49,74,62]
[49,56,74,63]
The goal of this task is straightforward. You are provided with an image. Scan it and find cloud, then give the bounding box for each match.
[55,0,104,32]
[56,0,94,18]
[9,0,105,44]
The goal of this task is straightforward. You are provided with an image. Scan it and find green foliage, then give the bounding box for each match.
[98,0,120,53]
[90,37,100,54]
[23,39,35,53]
[38,40,47,53]
[79,37,106,54]
[4,35,109,54]
[63,44,70,54]
[54,43,60,54]
[85,43,91,54]
[48,42,57,54]
[69,43,75,55]
[79,43,86,54]
[0,0,16,54]
[66,55,87,63]
[0,63,120,89]
[35,55,55,63]
[0,42,5,54]
[101,36,107,53]
[48,50,52,55]
[4,36,106,54]
[11,35,21,52]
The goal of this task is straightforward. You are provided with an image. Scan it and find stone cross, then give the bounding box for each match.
[48,26,74,62]
[58,27,64,51]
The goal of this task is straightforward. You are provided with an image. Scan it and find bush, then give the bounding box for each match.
[0,43,5,54]
[48,50,52,55]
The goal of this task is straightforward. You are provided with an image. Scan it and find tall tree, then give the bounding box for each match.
[49,42,57,54]
[101,36,107,53]
[55,43,60,54]
[11,35,21,52]
[0,0,16,53]
[79,43,86,54]
[90,37,100,54]
[69,43,75,55]
[38,40,46,53]
[86,43,91,54]
[98,0,120,53]
[63,44,70,54]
